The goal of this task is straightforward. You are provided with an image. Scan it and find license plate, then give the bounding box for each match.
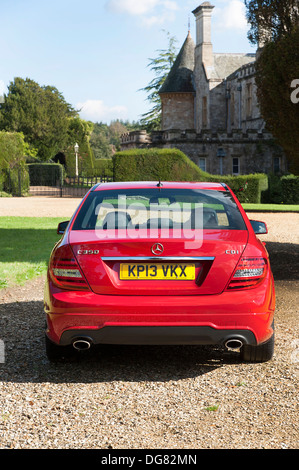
[120,263,195,280]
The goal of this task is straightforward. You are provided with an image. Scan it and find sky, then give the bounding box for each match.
[0,0,256,124]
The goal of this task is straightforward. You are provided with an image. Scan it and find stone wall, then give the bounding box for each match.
[120,129,286,176]
[161,93,195,130]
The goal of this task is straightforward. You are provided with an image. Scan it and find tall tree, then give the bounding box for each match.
[245,0,299,44]
[89,122,112,159]
[140,31,178,132]
[0,77,77,161]
[89,120,143,159]
[245,0,299,174]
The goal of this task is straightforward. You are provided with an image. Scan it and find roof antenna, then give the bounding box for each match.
[188,15,190,35]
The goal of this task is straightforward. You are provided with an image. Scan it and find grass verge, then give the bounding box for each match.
[0,217,62,289]
[242,203,299,212]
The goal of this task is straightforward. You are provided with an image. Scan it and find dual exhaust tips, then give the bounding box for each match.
[72,337,244,352]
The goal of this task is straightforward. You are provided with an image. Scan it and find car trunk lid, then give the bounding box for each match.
[69,229,248,295]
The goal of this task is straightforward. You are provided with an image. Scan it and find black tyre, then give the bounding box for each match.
[45,334,76,362]
[240,333,274,363]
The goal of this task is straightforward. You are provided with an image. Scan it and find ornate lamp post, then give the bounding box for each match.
[74,142,79,178]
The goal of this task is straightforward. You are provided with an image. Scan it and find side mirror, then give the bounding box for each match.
[57,220,69,234]
[250,220,268,234]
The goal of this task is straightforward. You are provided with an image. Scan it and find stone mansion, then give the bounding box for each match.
[121,1,286,176]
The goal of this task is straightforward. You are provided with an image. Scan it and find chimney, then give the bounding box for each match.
[192,2,214,67]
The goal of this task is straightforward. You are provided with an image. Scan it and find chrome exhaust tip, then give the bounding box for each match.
[225,338,243,352]
[73,339,92,351]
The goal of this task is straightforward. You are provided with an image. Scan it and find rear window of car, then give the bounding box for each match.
[72,188,246,231]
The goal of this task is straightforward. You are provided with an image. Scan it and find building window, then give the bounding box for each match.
[273,156,280,173]
[202,96,208,128]
[232,157,240,175]
[246,83,252,118]
[198,157,206,172]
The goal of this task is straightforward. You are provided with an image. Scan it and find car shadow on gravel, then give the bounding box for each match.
[0,299,242,385]
[266,241,299,281]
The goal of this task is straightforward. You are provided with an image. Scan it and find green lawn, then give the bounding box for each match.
[0,217,62,289]
[242,203,299,212]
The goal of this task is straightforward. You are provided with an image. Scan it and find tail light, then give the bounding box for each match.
[49,244,89,291]
[227,257,267,290]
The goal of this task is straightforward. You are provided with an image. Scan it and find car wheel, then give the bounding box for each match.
[240,333,274,363]
[45,334,76,362]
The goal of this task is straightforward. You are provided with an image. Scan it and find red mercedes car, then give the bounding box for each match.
[44,181,275,362]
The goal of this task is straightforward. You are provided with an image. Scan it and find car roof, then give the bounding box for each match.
[93,181,228,191]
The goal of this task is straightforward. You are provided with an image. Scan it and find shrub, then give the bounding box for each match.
[93,158,113,177]
[113,148,209,182]
[280,175,299,204]
[1,166,30,196]
[0,131,30,195]
[261,174,282,204]
[27,163,64,187]
[261,174,299,204]
[0,170,4,191]
[205,173,268,204]
[113,148,268,203]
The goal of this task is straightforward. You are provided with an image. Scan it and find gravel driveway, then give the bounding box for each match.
[0,198,298,449]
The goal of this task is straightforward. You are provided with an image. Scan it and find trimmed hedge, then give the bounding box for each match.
[113,148,209,182]
[204,174,268,204]
[93,158,113,177]
[281,175,299,204]
[0,131,30,196]
[113,148,268,204]
[261,174,299,204]
[27,163,64,186]
[0,167,30,196]
[262,174,282,204]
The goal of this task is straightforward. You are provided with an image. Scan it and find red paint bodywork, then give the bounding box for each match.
[44,182,275,349]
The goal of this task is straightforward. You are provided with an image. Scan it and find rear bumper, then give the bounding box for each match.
[44,276,275,347]
[59,326,257,346]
